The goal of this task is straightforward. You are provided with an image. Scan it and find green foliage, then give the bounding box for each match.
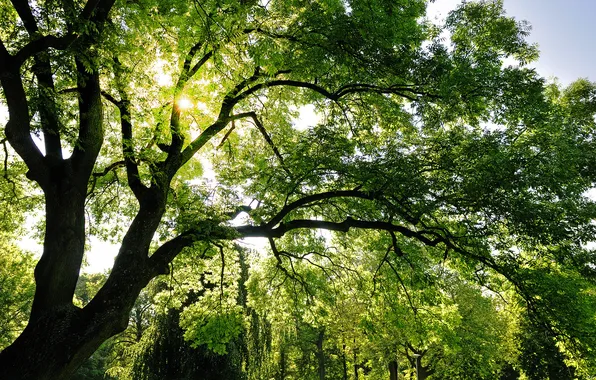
[181,307,244,354]
[518,317,577,380]
[2,0,596,377]
[0,241,35,350]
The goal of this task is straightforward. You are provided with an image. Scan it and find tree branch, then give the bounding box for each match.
[148,222,237,274]
[10,0,64,160]
[0,39,47,185]
[111,58,147,199]
[70,58,104,184]
[234,79,336,103]
[10,0,39,35]
[13,35,79,66]
[169,43,213,153]
[233,79,438,105]
[228,111,289,173]
[236,217,446,243]
[87,160,125,196]
[265,190,375,228]
[180,109,253,165]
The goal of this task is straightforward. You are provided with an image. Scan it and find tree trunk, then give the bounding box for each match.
[0,178,165,379]
[316,329,326,380]
[389,360,398,380]
[279,344,286,380]
[342,344,348,380]
[354,344,359,380]
[415,356,434,380]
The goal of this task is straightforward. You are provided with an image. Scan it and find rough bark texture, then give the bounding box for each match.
[0,188,164,379]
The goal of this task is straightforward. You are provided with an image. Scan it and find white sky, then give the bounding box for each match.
[6,0,596,272]
[429,0,596,85]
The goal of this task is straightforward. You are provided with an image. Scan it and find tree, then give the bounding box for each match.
[1,0,596,378]
[0,242,35,350]
[518,316,576,380]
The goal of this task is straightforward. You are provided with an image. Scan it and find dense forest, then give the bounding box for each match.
[1,0,596,378]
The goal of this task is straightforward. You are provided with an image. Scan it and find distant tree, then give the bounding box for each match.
[518,317,576,380]
[0,242,35,350]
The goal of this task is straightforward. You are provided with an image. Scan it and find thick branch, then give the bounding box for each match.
[234,79,336,103]
[10,0,63,159]
[119,97,146,199]
[236,218,445,243]
[108,59,147,199]
[11,0,116,65]
[0,39,47,185]
[149,222,236,274]
[70,58,104,184]
[14,35,78,66]
[265,190,375,228]
[10,0,39,35]
[233,79,438,104]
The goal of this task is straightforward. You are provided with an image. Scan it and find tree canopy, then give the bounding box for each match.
[1,0,596,378]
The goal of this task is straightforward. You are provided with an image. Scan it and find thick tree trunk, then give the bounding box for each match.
[415,356,434,380]
[0,238,158,379]
[389,360,398,380]
[0,178,166,379]
[0,304,125,379]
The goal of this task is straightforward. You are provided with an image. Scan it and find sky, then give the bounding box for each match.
[429,0,596,85]
[9,0,596,272]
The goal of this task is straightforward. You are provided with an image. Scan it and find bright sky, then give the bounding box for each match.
[9,0,596,272]
[429,0,596,85]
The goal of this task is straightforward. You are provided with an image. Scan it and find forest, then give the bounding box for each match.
[1,0,596,378]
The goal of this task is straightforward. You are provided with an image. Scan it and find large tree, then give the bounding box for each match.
[1,0,596,378]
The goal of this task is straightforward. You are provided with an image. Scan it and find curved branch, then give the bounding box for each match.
[86,160,125,196]
[265,190,375,228]
[113,62,146,199]
[233,79,439,105]
[237,217,446,244]
[234,79,336,104]
[148,222,236,274]
[14,35,78,66]
[1,39,47,185]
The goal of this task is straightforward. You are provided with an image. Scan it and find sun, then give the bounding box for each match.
[177,97,193,110]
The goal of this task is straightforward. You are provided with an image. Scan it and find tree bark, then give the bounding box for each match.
[0,145,167,379]
[316,329,326,380]
[389,360,398,380]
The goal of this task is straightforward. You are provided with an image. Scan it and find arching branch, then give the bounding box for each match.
[0,39,47,185]
[265,190,375,228]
